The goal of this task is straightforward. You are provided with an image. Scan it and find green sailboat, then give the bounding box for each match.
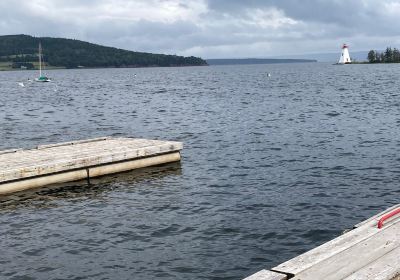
[35,42,51,82]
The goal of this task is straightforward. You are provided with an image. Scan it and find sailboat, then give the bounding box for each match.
[35,42,51,82]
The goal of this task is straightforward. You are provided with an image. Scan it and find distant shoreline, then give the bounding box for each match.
[0,64,209,72]
[206,58,317,65]
[330,61,400,65]
[6,61,398,71]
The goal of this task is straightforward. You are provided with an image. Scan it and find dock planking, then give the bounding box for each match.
[0,137,182,195]
[343,246,400,280]
[244,204,400,280]
[243,270,287,280]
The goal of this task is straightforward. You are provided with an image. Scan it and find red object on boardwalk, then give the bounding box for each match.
[377,208,400,229]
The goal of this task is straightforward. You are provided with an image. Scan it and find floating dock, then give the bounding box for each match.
[244,204,400,280]
[0,137,182,195]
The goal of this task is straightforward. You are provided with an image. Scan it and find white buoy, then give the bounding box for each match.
[267,73,271,77]
[338,43,351,64]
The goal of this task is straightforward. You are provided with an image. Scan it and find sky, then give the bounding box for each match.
[1,0,400,58]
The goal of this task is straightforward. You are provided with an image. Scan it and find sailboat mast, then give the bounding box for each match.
[35,42,50,82]
[39,42,42,77]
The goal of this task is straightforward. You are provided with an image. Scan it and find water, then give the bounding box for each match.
[1,63,400,280]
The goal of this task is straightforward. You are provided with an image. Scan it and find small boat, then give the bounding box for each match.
[35,42,51,82]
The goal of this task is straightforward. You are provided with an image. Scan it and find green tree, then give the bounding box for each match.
[384,47,393,62]
[393,48,400,62]
[379,52,385,62]
[367,50,376,63]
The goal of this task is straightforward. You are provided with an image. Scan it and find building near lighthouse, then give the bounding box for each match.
[338,44,351,64]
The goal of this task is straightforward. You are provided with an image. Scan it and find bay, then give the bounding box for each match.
[1,63,400,279]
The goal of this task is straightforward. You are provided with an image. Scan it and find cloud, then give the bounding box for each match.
[1,0,400,58]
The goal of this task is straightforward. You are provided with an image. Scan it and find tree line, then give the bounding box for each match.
[368,47,400,63]
[0,34,208,68]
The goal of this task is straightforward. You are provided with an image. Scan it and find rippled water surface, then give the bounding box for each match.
[1,63,400,280]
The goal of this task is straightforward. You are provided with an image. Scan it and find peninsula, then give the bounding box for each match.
[0,34,207,70]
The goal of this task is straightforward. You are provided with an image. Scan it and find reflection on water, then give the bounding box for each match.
[0,163,182,211]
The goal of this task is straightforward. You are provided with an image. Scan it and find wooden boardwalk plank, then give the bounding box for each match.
[291,222,400,280]
[0,148,22,155]
[272,221,380,275]
[36,137,109,149]
[344,246,400,280]
[2,143,172,172]
[1,138,177,169]
[244,205,400,280]
[243,270,287,280]
[272,209,400,277]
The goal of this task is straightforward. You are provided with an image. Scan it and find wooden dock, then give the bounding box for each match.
[244,205,400,280]
[0,137,182,195]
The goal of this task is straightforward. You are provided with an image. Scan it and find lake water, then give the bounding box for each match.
[1,63,400,280]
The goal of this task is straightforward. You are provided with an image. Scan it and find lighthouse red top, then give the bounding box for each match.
[342,44,349,49]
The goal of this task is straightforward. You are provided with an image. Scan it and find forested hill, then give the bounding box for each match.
[0,34,207,69]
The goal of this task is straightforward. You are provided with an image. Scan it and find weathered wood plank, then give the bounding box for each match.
[245,205,400,280]
[1,142,178,173]
[0,148,22,155]
[0,152,181,195]
[272,223,378,275]
[1,138,178,169]
[36,137,109,149]
[243,269,287,280]
[0,137,183,183]
[273,212,400,276]
[343,246,400,280]
[291,222,400,280]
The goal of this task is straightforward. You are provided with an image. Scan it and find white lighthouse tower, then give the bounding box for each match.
[338,43,351,64]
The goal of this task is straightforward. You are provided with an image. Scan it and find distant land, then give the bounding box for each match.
[207,51,370,65]
[0,34,207,70]
[206,58,317,65]
[272,51,369,62]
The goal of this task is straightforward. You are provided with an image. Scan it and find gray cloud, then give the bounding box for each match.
[1,0,400,58]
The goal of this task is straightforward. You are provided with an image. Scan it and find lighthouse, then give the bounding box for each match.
[338,44,351,64]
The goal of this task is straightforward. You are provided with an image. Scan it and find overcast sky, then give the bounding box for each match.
[1,0,400,58]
